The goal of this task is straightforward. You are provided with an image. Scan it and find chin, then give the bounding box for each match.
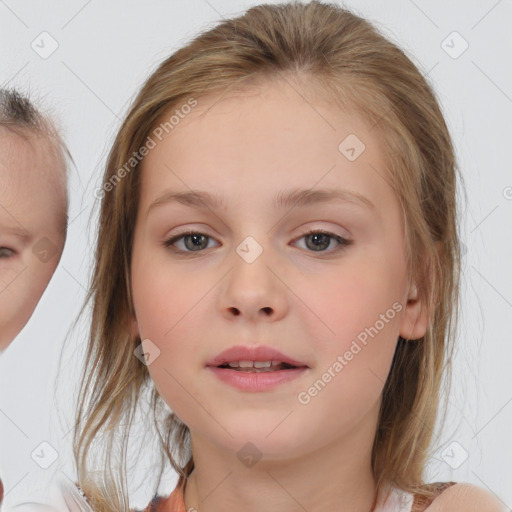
[209,420,308,459]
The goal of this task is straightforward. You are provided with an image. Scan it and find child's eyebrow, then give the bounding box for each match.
[0,225,31,242]
[146,188,376,216]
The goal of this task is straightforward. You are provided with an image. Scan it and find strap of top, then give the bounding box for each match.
[140,495,166,512]
[411,482,457,511]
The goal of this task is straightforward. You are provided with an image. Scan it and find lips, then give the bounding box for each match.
[206,345,309,369]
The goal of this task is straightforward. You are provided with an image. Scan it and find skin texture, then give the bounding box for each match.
[130,79,429,512]
[0,128,66,352]
[430,483,509,512]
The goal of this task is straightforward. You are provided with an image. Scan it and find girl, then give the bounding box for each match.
[69,1,505,511]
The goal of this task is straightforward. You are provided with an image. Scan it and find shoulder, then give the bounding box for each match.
[427,483,508,512]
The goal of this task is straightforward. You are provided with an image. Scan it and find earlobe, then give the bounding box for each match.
[399,282,429,341]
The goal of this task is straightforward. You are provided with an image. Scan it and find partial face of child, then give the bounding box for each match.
[130,80,428,467]
[0,128,66,351]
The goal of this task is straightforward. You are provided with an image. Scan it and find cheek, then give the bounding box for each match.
[131,256,222,418]
[0,266,20,289]
[131,261,205,341]
[0,263,48,307]
[131,251,213,390]
[0,290,25,333]
[292,258,403,402]
[295,259,402,340]
[296,358,385,443]
[0,268,45,340]
[294,266,400,430]
[142,311,207,425]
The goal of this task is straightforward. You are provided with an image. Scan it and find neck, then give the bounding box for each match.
[183,410,379,512]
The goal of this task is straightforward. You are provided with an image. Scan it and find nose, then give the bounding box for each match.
[219,242,288,323]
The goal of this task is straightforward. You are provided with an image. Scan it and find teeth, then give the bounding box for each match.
[227,360,280,368]
[254,361,272,368]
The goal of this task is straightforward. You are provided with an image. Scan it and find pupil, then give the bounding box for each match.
[185,234,207,251]
[307,233,329,251]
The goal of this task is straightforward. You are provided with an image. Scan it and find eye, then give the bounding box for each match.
[0,247,15,259]
[162,229,353,255]
[293,229,353,254]
[163,231,218,253]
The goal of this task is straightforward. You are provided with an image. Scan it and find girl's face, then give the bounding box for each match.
[130,80,428,462]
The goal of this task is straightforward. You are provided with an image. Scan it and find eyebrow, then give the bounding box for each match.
[147,188,376,216]
[0,225,31,242]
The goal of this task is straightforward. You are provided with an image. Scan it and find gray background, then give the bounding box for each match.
[0,0,511,509]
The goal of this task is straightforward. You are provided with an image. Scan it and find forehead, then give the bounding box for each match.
[0,128,60,185]
[150,83,383,177]
[140,80,392,211]
[0,128,65,234]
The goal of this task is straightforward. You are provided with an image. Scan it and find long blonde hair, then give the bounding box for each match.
[73,2,463,509]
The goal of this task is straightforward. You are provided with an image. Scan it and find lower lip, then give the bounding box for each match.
[207,366,308,391]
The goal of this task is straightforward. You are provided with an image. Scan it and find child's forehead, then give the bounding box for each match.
[0,136,66,238]
[153,77,362,130]
[0,126,38,162]
[0,128,66,227]
[0,128,59,179]
[148,82,386,173]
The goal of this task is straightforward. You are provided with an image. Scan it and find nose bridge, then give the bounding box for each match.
[229,204,285,259]
[228,231,275,290]
[235,234,266,266]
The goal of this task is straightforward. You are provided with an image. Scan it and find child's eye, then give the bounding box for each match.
[0,247,15,259]
[162,229,353,255]
[163,231,218,253]
[293,229,353,254]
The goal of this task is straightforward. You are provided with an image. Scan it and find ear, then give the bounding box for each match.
[398,280,429,341]
[399,242,441,341]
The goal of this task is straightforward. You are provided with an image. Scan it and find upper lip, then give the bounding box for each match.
[206,345,309,368]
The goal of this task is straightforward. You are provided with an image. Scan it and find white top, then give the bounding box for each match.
[375,483,415,512]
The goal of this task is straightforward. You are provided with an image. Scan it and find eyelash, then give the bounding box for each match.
[162,229,353,256]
